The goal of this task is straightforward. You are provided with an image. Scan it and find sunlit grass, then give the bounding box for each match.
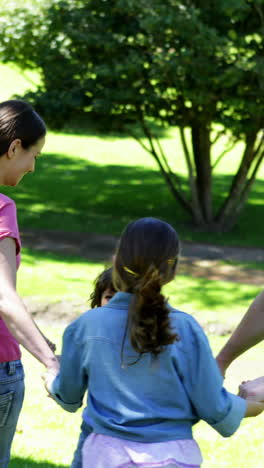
[0,63,40,101]
[17,248,262,328]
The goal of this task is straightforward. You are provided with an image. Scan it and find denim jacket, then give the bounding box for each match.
[50,292,246,442]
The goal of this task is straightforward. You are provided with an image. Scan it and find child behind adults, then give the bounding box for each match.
[89,266,116,308]
[44,218,264,468]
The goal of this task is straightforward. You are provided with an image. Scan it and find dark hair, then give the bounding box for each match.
[0,100,46,156]
[113,217,180,362]
[90,267,116,308]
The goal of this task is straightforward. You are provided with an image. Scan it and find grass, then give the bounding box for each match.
[17,247,262,328]
[0,63,40,101]
[0,136,263,248]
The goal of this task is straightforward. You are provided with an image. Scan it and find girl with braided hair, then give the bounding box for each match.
[44,217,264,468]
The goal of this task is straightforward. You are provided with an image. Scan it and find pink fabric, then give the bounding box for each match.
[82,434,202,468]
[0,193,21,362]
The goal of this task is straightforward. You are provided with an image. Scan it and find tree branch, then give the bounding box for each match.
[136,114,194,215]
[212,140,236,171]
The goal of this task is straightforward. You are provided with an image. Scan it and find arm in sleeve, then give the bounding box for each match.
[0,197,21,255]
[179,320,247,437]
[49,324,88,412]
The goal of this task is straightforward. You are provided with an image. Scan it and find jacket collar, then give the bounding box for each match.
[104,291,133,310]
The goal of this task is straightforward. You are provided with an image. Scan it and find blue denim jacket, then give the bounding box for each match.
[50,292,246,442]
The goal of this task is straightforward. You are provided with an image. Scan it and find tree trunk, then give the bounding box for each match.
[216,131,258,227]
[191,120,212,223]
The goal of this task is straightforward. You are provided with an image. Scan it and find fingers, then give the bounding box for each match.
[238,376,264,401]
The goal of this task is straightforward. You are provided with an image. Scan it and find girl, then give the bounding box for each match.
[44,217,264,468]
[89,266,116,308]
[0,100,58,467]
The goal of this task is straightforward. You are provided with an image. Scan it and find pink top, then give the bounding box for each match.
[82,434,203,468]
[0,193,21,362]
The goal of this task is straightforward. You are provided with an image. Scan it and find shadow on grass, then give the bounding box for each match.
[10,458,67,468]
[170,275,260,313]
[1,151,263,247]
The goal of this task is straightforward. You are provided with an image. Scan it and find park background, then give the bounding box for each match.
[0,1,264,466]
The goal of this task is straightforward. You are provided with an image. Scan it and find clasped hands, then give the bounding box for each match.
[42,355,61,398]
[238,376,264,402]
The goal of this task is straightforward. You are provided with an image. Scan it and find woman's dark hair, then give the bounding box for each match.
[113,217,180,362]
[90,267,116,308]
[0,99,46,156]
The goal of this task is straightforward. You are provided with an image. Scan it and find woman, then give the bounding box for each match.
[0,100,59,467]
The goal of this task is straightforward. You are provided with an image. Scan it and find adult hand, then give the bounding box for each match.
[46,355,60,374]
[42,368,58,396]
[239,376,264,401]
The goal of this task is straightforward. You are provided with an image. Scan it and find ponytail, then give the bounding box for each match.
[129,265,179,358]
[114,217,180,365]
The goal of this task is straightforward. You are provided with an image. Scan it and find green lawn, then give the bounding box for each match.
[0,62,263,248]
[17,247,261,328]
[0,129,263,248]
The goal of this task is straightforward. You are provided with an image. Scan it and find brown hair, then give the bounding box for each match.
[113,217,180,362]
[90,267,116,308]
[0,100,46,156]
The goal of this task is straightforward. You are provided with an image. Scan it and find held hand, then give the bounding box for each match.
[42,369,58,397]
[46,355,60,374]
[239,376,264,402]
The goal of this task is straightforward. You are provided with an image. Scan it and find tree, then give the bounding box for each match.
[1,0,263,232]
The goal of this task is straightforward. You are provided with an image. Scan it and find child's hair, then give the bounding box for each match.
[90,267,116,308]
[0,99,46,156]
[113,217,180,360]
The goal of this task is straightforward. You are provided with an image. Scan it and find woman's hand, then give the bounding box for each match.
[42,368,58,396]
[239,376,264,401]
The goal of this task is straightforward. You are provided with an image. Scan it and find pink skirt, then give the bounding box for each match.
[82,433,202,468]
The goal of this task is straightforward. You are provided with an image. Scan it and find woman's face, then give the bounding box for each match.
[4,136,45,186]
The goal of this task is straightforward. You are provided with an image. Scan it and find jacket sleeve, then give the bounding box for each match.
[49,324,88,412]
[178,319,247,437]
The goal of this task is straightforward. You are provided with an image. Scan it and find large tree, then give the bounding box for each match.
[1,0,263,232]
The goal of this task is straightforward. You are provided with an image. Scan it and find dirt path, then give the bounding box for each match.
[21,228,264,285]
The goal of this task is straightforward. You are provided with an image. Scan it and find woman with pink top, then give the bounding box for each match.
[0,100,59,467]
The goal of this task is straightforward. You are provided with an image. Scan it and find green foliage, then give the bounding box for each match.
[1,0,263,135]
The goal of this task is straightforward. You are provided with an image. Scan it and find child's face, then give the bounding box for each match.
[101,288,115,306]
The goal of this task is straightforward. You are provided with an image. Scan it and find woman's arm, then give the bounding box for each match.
[216,290,264,375]
[0,237,58,371]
